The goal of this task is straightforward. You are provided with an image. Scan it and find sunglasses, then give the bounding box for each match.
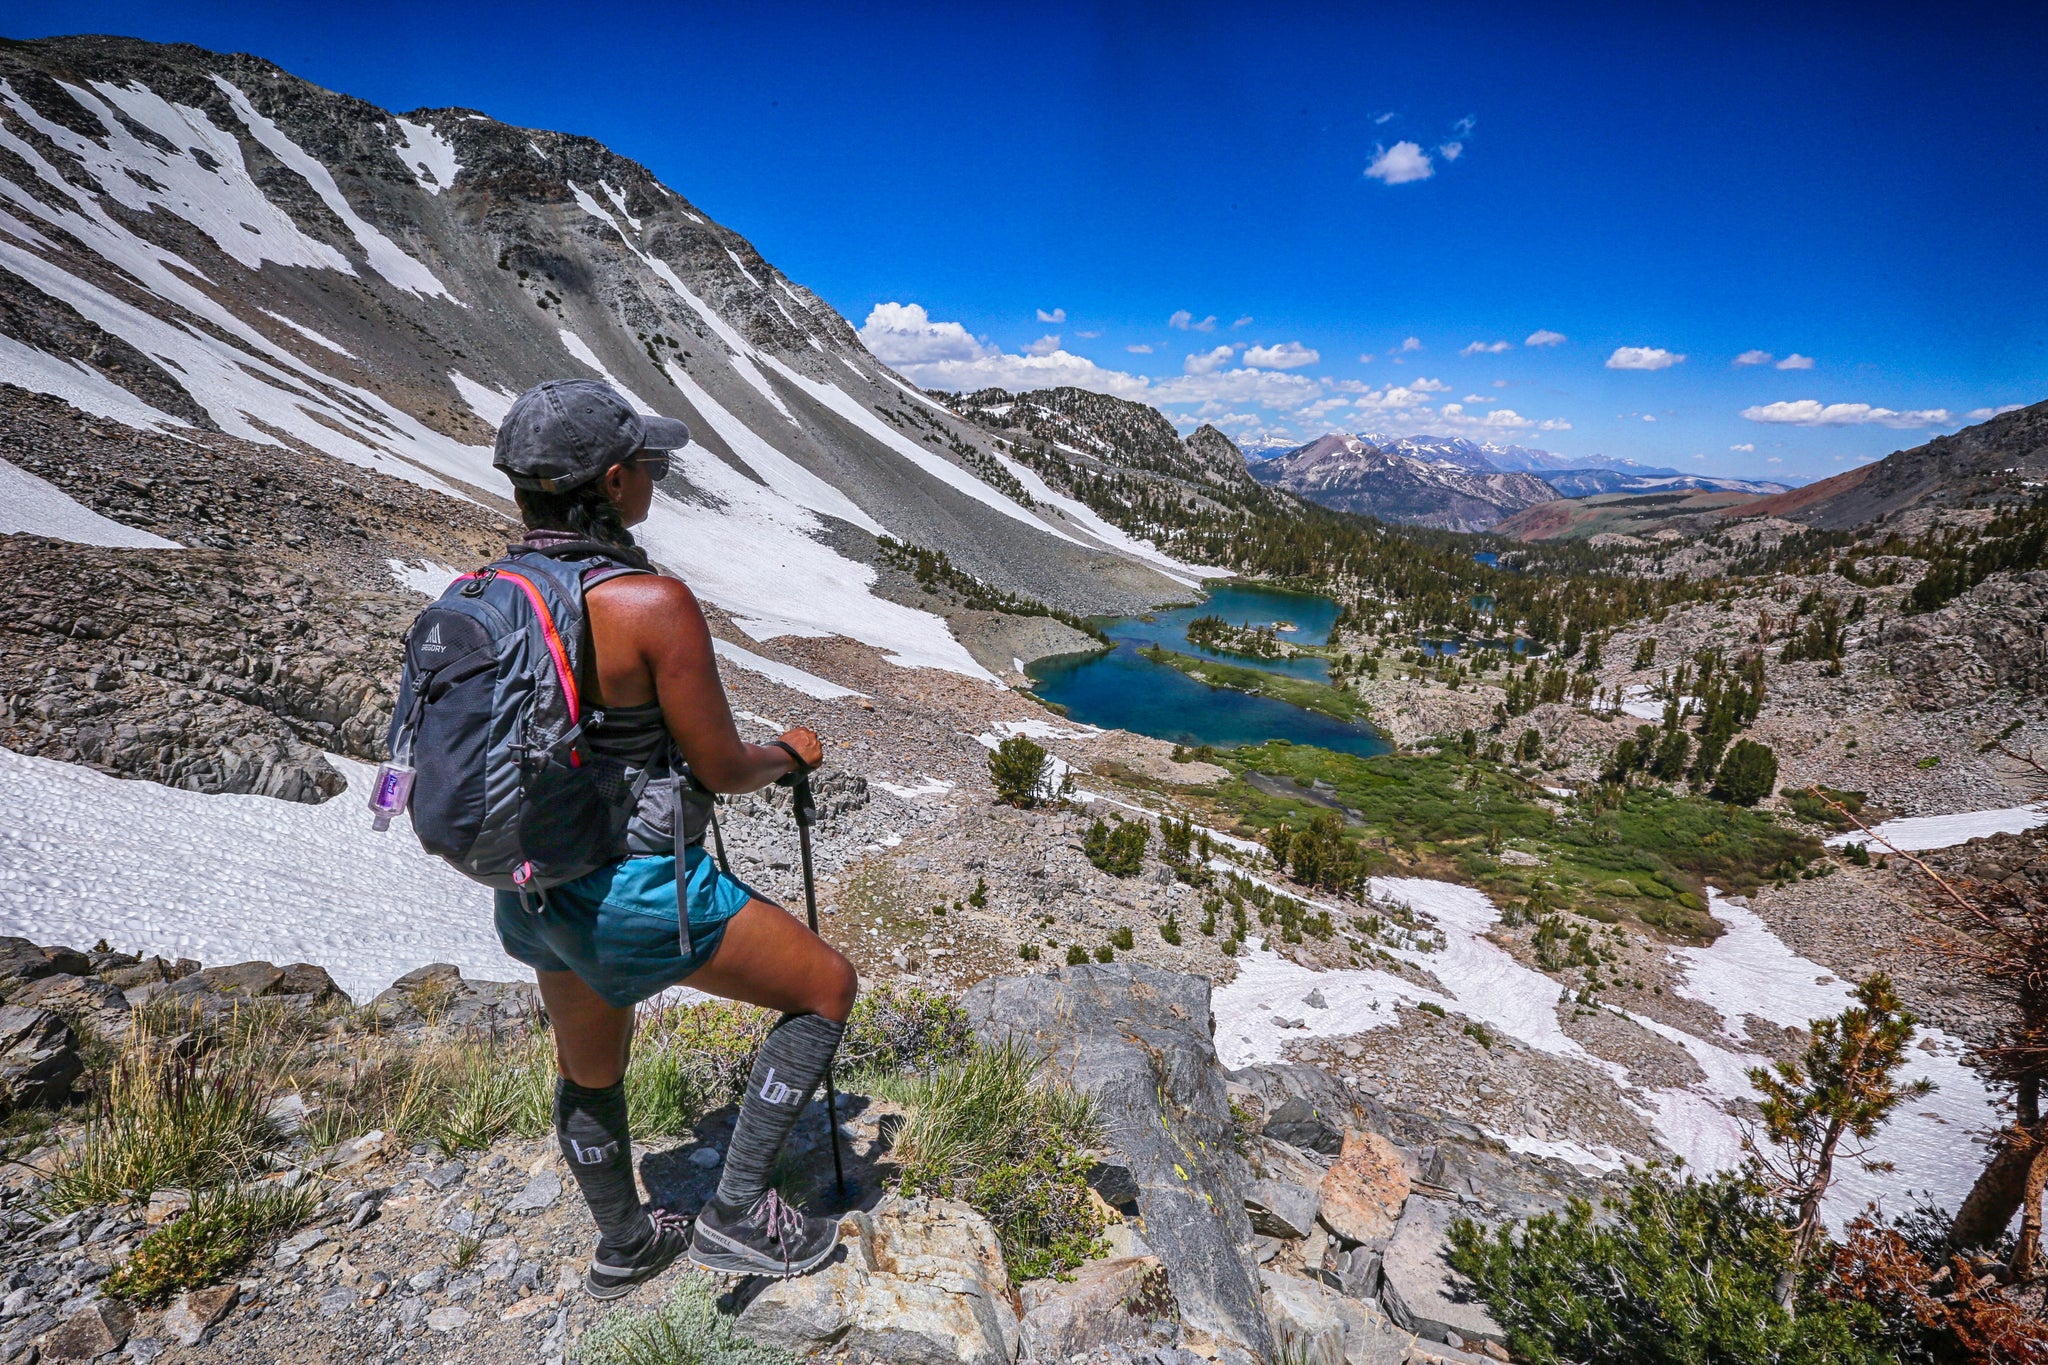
[632,449,672,479]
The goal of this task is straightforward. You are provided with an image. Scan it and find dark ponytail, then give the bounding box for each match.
[514,479,637,550]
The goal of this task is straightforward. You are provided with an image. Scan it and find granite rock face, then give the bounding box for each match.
[965,965,1275,1361]
[737,1195,1020,1365]
[1377,1197,1505,1349]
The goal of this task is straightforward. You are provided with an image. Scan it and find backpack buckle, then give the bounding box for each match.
[460,568,496,598]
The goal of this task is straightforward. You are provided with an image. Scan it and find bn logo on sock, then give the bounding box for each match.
[758,1066,797,1107]
[569,1138,618,1165]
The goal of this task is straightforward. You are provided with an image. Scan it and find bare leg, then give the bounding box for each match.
[683,897,858,1022]
[537,969,636,1087]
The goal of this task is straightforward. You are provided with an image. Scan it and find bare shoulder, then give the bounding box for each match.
[587,572,705,631]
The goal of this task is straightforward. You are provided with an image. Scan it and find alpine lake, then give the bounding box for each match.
[1027,581,1391,758]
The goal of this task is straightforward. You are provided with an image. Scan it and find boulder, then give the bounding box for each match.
[966,966,1275,1361]
[1259,1270,1347,1365]
[737,1195,1019,1365]
[162,1285,237,1346]
[1265,1096,1346,1155]
[1245,1179,1320,1240]
[371,964,536,1030]
[40,1300,134,1360]
[10,972,131,1027]
[101,956,175,989]
[1377,1198,1504,1349]
[0,937,90,989]
[0,1005,82,1108]
[1017,1255,1180,1362]
[1319,1130,1410,1249]
[1229,1062,1383,1145]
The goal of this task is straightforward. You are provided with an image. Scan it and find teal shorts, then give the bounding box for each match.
[493,846,761,1008]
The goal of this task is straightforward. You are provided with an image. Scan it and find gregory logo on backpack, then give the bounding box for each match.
[383,543,655,893]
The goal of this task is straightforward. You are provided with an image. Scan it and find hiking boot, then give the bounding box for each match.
[584,1208,693,1300]
[688,1189,839,1278]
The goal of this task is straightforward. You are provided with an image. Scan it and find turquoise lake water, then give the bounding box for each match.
[1028,582,1390,758]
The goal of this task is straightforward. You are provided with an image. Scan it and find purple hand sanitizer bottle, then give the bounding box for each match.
[368,761,415,832]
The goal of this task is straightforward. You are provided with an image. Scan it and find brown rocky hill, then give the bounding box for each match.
[1722,399,2048,530]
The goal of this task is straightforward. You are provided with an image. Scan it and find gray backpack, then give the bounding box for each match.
[387,539,693,903]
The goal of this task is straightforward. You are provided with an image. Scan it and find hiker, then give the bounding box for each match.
[392,379,856,1297]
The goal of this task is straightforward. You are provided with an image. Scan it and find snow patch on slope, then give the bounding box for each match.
[1212,876,2002,1220]
[260,309,355,358]
[0,456,181,548]
[449,370,519,427]
[709,638,865,700]
[1826,804,2047,853]
[210,76,453,300]
[0,748,512,1004]
[0,332,187,431]
[392,118,459,195]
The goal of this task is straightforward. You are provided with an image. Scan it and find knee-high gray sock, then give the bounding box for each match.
[556,1078,648,1252]
[715,1012,845,1213]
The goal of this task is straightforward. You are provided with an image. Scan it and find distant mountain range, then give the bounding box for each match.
[1248,431,1793,531]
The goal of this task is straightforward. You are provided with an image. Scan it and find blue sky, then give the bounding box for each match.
[9,1,2045,478]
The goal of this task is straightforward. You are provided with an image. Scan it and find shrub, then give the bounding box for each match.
[841,983,971,1075]
[577,1270,799,1365]
[105,1184,318,1302]
[47,1022,288,1211]
[990,736,1069,807]
[1160,918,1182,946]
[1449,1171,1892,1365]
[867,1043,1108,1282]
[1083,818,1148,876]
[1712,740,1779,807]
[1108,926,1135,951]
[1093,945,1114,963]
[1065,945,1089,966]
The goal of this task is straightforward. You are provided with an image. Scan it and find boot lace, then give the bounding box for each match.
[752,1190,808,1268]
[647,1207,693,1245]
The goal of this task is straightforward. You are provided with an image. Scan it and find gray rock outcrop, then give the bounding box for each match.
[965,965,1276,1361]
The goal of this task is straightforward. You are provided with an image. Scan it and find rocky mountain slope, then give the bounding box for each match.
[1249,434,1558,532]
[944,386,1258,498]
[0,32,1208,693]
[1725,399,2048,530]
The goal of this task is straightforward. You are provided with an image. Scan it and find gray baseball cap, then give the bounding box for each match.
[492,378,690,492]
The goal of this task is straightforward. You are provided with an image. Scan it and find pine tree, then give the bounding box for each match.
[1746,974,1930,1307]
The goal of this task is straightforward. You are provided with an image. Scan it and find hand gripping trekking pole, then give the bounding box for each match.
[787,771,847,1198]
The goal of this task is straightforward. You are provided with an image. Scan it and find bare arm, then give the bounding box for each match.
[586,574,822,793]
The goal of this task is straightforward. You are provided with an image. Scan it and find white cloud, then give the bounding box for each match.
[1365,140,1434,185]
[1373,111,1397,125]
[1965,403,2025,420]
[1461,394,1499,404]
[1524,329,1567,347]
[1035,307,1066,324]
[1126,343,1154,354]
[1243,341,1321,370]
[1077,329,1101,339]
[1438,141,1464,162]
[1461,340,1512,355]
[1606,346,1685,370]
[1740,399,1955,428]
[1169,310,1217,332]
[1355,353,1374,364]
[1766,455,1783,463]
[859,301,992,365]
[1184,345,1237,375]
[1733,349,1774,366]
[1775,353,1814,370]
[1491,379,1510,388]
[1153,368,1320,409]
[890,347,1153,400]
[1451,115,1476,136]
[1409,377,1450,392]
[1026,334,1062,357]
[1351,384,1437,414]
[1730,442,1755,451]
[1430,403,1570,434]
[1296,396,1352,421]
[1233,315,1254,328]
[1398,336,1423,352]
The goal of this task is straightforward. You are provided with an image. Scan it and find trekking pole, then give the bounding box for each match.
[789,772,847,1198]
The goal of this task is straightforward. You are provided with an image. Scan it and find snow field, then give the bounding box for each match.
[0,748,516,1004]
[709,639,866,700]
[391,118,460,195]
[1211,876,2004,1218]
[0,456,181,549]
[1826,804,2048,852]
